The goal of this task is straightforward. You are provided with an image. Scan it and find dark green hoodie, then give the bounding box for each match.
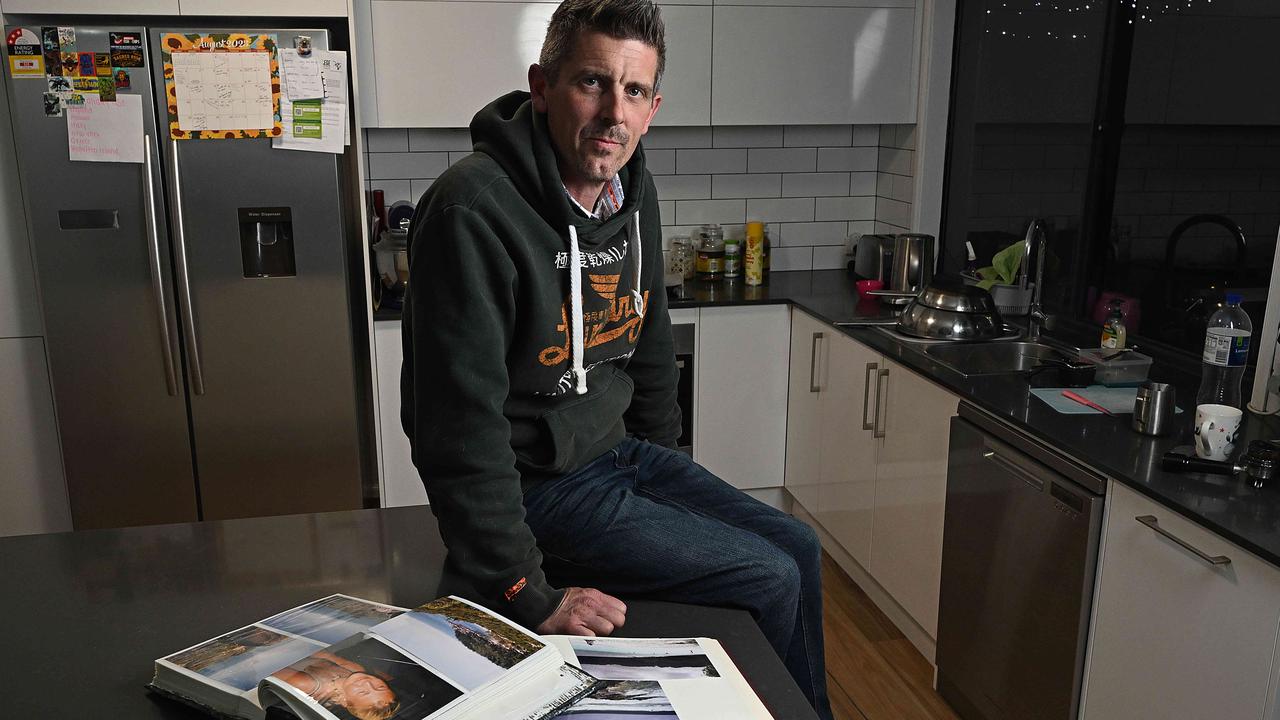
[401,91,680,627]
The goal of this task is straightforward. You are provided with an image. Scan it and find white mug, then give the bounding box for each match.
[1194,404,1243,461]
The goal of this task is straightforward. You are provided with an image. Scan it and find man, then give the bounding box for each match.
[401,1,833,717]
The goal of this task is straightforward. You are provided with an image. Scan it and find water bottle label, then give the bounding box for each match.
[1202,329,1250,367]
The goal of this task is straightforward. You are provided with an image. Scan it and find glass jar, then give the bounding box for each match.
[696,224,725,280]
[723,234,741,279]
[670,236,695,280]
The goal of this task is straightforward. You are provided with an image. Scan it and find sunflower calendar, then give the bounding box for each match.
[160,33,283,140]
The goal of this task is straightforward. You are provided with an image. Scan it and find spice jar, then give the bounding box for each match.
[696,224,725,280]
[670,236,695,280]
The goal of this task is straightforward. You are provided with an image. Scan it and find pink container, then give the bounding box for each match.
[856,279,884,299]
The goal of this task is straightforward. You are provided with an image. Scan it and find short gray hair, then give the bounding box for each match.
[539,0,666,90]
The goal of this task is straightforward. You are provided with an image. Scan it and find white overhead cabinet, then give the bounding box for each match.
[176,0,347,16]
[710,5,918,125]
[650,4,712,126]
[1081,481,1280,720]
[0,0,177,12]
[785,309,956,640]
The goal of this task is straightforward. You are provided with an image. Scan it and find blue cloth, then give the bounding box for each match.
[522,437,834,720]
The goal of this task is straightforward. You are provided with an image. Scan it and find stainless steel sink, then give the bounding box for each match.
[923,341,1076,377]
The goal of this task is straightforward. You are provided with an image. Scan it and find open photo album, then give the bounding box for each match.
[149,594,598,720]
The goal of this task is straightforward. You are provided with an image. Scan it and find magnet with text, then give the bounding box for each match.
[112,68,130,89]
[97,76,116,102]
[42,92,62,117]
[77,52,94,78]
[72,77,98,92]
[109,31,144,68]
[8,54,44,77]
[65,93,85,108]
[94,52,110,77]
[5,27,44,77]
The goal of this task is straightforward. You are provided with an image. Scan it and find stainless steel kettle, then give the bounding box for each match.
[886,233,935,304]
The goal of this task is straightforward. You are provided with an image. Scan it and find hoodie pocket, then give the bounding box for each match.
[527,367,633,475]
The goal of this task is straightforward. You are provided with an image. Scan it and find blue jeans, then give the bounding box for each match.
[522,438,834,720]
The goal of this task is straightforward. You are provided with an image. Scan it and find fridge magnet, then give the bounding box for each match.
[42,27,61,76]
[113,68,130,89]
[60,52,78,77]
[161,32,282,140]
[110,31,144,68]
[77,52,95,78]
[8,54,43,77]
[57,27,76,53]
[42,92,62,117]
[94,52,111,77]
[46,75,71,95]
[73,77,98,92]
[66,93,85,107]
[97,76,116,101]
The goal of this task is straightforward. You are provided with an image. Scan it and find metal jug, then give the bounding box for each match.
[887,233,935,302]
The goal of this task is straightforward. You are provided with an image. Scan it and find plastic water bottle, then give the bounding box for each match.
[1196,293,1252,408]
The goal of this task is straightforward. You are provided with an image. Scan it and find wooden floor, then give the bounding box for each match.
[821,552,961,720]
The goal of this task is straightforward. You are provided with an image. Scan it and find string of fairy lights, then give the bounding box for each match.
[984,0,1218,40]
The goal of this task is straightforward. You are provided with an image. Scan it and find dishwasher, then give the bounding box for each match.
[936,403,1105,720]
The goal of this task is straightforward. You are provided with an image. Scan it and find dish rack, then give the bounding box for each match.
[960,272,1033,316]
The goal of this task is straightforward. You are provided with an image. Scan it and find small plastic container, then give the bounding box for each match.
[1076,348,1153,386]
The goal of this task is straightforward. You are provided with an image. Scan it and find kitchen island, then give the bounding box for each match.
[0,506,817,719]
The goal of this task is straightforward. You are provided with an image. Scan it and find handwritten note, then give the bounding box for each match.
[67,94,144,163]
[273,50,349,154]
[279,48,323,100]
[171,51,274,132]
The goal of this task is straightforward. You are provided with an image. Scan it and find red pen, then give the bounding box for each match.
[1061,390,1115,416]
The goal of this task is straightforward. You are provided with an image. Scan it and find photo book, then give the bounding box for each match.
[149,594,598,720]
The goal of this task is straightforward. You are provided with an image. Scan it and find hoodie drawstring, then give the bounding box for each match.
[566,213,646,395]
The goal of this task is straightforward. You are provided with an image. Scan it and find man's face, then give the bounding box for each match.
[530,31,662,195]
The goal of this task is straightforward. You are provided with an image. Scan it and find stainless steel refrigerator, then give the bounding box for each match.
[4,20,373,529]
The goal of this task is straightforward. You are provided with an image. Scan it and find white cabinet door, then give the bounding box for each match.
[651,5,712,126]
[711,6,917,125]
[373,321,428,507]
[869,357,956,637]
[1081,481,1280,720]
[178,0,346,15]
[2,0,177,11]
[0,338,70,538]
[784,309,825,514]
[815,329,879,568]
[371,1,557,128]
[695,304,789,490]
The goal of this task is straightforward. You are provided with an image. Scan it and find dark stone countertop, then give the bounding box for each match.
[675,270,1280,570]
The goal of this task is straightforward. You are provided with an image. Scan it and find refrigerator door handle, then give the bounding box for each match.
[144,136,179,396]
[169,139,206,395]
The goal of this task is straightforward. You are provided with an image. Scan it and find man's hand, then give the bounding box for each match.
[536,587,627,636]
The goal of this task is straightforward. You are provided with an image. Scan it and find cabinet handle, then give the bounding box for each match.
[1135,515,1231,567]
[861,362,878,430]
[809,332,824,393]
[873,368,889,439]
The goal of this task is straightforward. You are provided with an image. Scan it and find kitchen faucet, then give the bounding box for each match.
[1022,218,1049,341]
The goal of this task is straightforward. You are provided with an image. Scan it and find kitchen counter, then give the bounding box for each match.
[676,269,1280,570]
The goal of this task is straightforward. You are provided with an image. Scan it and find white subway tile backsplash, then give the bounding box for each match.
[714,126,784,148]
[646,148,676,175]
[782,172,851,198]
[848,220,877,235]
[712,173,782,199]
[817,147,878,172]
[365,128,409,153]
[747,197,815,223]
[658,200,676,223]
[676,199,746,225]
[778,221,848,247]
[876,197,912,228]
[815,196,876,221]
[372,179,413,205]
[748,148,817,173]
[812,245,848,270]
[448,152,470,166]
[875,221,910,235]
[852,125,880,147]
[785,125,852,147]
[645,126,713,149]
[895,124,917,151]
[770,246,814,272]
[878,147,915,176]
[409,178,437,201]
[369,152,450,180]
[677,148,747,174]
[879,124,897,148]
[850,171,877,196]
[654,174,712,200]
[408,128,471,152]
